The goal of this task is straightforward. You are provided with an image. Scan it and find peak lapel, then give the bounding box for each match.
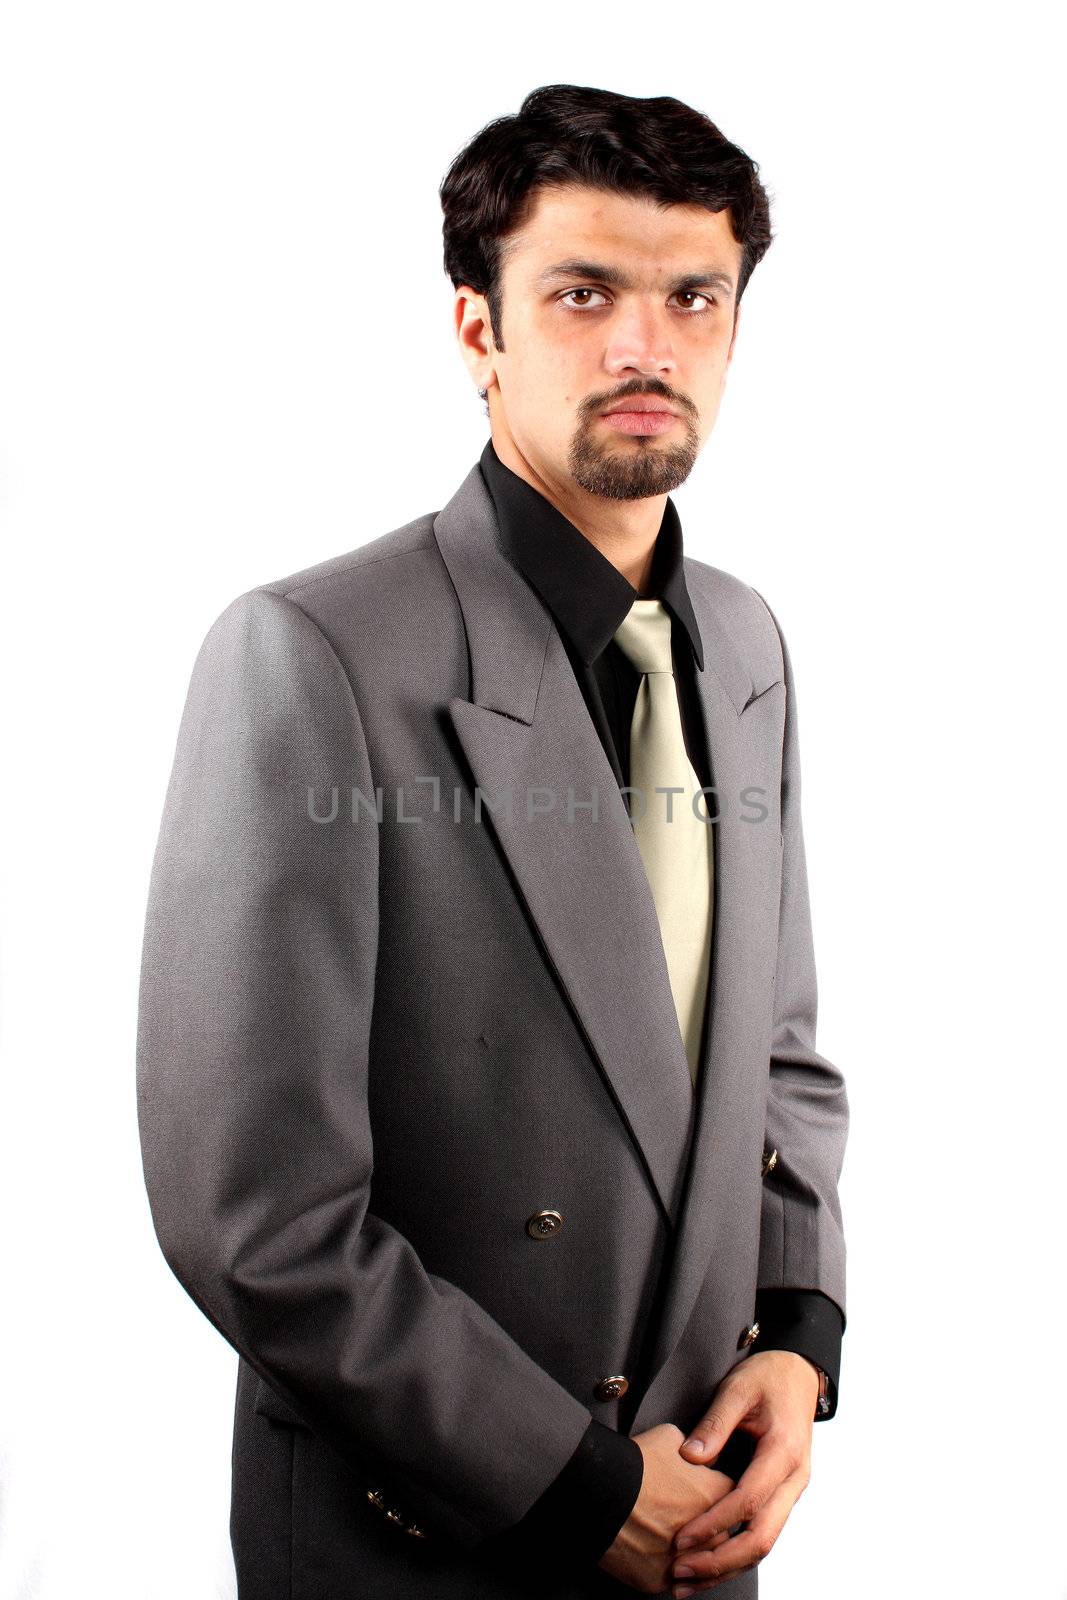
[433,463,695,1227]
[633,560,786,1408]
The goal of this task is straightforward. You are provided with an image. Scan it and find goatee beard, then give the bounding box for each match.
[567,423,700,500]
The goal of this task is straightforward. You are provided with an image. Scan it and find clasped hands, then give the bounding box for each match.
[595,1350,820,1596]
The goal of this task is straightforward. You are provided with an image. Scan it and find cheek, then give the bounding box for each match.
[527,313,594,376]
[521,349,583,411]
[709,352,731,396]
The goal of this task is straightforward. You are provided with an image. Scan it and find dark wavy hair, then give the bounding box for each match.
[439,83,774,353]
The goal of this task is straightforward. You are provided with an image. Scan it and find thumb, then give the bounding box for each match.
[679,1383,750,1460]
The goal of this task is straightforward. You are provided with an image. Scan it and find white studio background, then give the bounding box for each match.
[0,4,1063,1597]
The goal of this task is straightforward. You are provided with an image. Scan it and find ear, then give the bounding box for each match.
[454,287,497,396]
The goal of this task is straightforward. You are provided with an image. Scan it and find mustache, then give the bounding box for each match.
[588,384,694,418]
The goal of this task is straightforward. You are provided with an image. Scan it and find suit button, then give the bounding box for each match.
[526,1208,564,1239]
[593,1374,629,1401]
[761,1147,778,1177]
[739,1321,760,1350]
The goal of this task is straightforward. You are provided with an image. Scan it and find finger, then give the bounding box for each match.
[679,1381,757,1462]
[673,1437,797,1550]
[671,1471,806,1593]
[679,1517,733,1554]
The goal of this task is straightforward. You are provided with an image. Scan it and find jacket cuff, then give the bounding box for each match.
[481,1417,643,1565]
[753,1288,844,1418]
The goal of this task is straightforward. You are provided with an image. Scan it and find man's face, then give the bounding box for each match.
[474,182,744,502]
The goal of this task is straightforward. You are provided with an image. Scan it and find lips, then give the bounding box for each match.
[601,409,678,436]
[602,399,677,416]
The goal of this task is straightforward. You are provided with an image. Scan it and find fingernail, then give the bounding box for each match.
[674,1566,695,1579]
[674,1586,695,1598]
[675,1534,695,1550]
[684,1437,705,1453]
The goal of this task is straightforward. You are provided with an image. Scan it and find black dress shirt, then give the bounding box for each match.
[474,438,844,1569]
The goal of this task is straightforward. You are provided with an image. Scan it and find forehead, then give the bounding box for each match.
[503,182,742,284]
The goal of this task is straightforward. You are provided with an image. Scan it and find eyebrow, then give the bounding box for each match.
[533,257,735,295]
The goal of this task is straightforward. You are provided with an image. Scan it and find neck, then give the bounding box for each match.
[489,427,663,595]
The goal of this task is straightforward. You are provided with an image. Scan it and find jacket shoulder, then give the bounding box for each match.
[252,511,440,604]
[192,509,467,711]
[195,512,448,652]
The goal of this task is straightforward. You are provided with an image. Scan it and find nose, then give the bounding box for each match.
[602,300,677,383]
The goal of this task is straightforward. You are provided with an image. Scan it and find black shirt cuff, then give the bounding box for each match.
[753,1288,845,1418]
[481,1417,644,1566]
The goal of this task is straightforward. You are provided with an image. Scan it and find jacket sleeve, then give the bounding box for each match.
[135,588,594,1551]
[750,593,849,1345]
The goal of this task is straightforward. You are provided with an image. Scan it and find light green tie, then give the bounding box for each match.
[613,598,714,1088]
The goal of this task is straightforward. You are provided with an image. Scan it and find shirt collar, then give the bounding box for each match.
[478,437,704,671]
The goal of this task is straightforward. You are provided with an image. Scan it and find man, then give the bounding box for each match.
[137,83,848,1600]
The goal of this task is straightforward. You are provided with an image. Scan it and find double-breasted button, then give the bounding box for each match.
[594,1374,629,1401]
[738,1321,760,1350]
[761,1146,778,1177]
[526,1208,564,1239]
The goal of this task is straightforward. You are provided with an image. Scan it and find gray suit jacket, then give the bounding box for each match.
[136,458,848,1598]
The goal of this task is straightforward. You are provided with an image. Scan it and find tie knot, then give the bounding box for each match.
[613,597,674,675]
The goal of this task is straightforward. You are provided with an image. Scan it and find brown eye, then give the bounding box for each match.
[672,291,716,313]
[560,288,610,309]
